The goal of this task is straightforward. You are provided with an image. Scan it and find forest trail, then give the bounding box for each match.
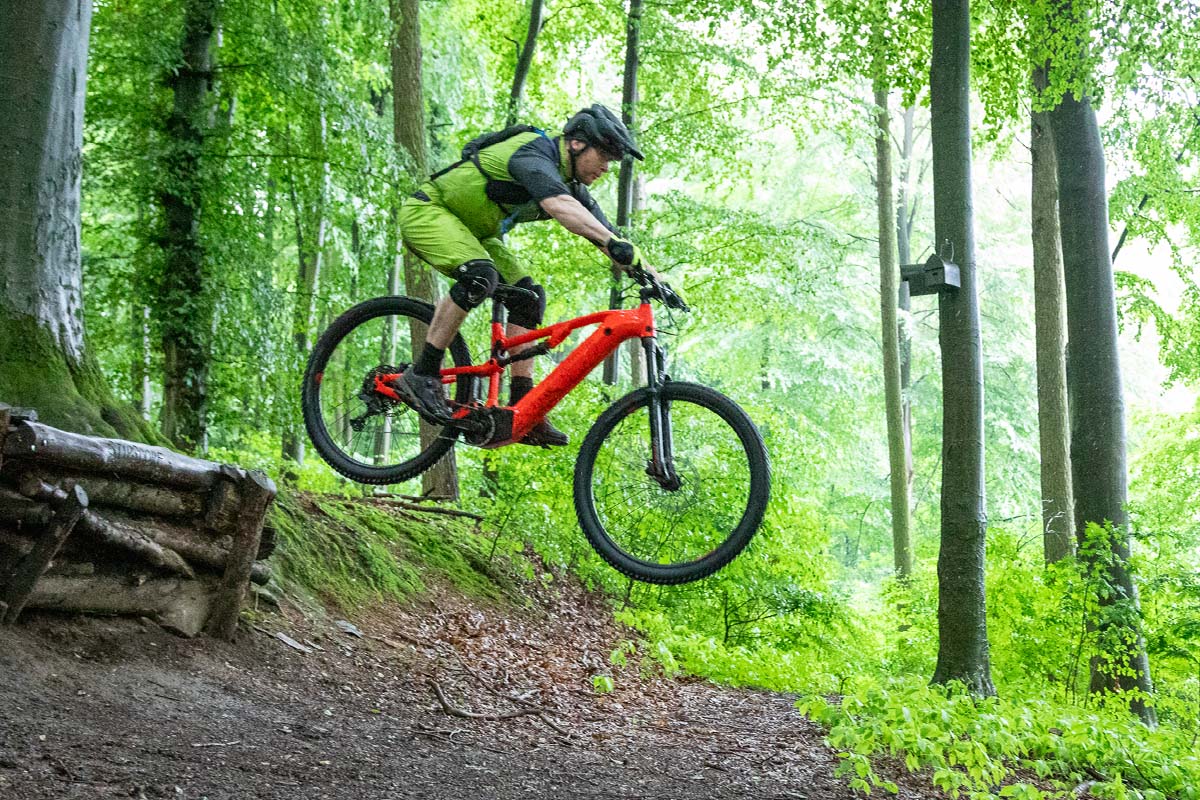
[0,572,935,800]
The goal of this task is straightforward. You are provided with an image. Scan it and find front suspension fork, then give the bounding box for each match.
[642,337,680,491]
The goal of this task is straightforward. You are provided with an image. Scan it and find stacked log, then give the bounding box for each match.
[0,404,276,638]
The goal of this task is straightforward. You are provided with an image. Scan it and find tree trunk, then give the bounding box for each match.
[873,79,913,579]
[603,0,644,386]
[1048,87,1156,726]
[282,109,332,467]
[158,0,220,453]
[505,0,545,127]
[132,306,152,420]
[896,105,917,491]
[391,0,458,500]
[1030,70,1075,565]
[0,0,148,440]
[929,0,994,695]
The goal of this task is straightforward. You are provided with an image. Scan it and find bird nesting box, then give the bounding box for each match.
[901,254,961,296]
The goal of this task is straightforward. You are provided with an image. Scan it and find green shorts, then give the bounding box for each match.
[398,195,528,285]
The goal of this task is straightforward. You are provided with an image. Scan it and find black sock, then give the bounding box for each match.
[414,343,445,376]
[509,376,534,404]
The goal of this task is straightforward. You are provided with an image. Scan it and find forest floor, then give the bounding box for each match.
[0,564,939,800]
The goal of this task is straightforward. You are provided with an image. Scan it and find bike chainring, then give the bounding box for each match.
[460,407,515,447]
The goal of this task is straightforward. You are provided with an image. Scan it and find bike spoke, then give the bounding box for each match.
[588,395,752,568]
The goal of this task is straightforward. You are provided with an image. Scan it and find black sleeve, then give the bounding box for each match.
[507,137,572,202]
[508,136,616,235]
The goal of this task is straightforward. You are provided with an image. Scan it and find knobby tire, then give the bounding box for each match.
[302,296,473,485]
[573,382,770,584]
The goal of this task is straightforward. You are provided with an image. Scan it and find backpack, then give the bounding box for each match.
[429,124,548,182]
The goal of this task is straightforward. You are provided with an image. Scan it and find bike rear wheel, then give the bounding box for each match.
[302,296,473,485]
[574,382,770,584]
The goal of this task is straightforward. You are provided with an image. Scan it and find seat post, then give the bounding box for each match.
[490,294,507,326]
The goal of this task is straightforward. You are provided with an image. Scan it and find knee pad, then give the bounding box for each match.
[506,276,547,329]
[449,260,500,311]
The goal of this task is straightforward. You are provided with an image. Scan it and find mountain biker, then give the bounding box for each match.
[396,103,665,447]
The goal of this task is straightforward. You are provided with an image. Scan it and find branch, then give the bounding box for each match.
[428,680,543,721]
[1112,112,1200,266]
[644,91,820,133]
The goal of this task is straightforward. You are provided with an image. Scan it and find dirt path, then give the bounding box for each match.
[0,582,936,800]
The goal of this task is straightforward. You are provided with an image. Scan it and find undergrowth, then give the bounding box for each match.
[261,482,1200,800]
[268,490,521,609]
[799,679,1200,799]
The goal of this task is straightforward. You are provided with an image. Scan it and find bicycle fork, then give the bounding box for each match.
[642,337,681,491]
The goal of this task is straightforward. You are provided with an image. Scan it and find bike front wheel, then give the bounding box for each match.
[574,382,770,584]
[302,296,473,485]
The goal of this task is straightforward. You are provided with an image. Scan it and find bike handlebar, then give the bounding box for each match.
[627,265,690,312]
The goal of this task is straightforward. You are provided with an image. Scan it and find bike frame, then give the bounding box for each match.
[439,301,657,444]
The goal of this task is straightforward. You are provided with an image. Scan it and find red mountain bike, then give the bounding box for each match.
[302,267,770,584]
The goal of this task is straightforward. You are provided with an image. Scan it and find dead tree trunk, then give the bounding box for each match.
[0,409,276,638]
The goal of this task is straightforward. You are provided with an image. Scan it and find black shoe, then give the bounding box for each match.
[520,417,569,448]
[395,367,451,423]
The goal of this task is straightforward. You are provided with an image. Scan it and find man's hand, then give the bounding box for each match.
[659,281,689,311]
[606,236,646,269]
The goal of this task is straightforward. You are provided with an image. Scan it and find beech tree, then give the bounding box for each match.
[0,0,146,439]
[1030,67,1074,564]
[929,0,993,695]
[1043,1,1156,724]
[603,0,645,386]
[391,0,459,499]
[872,70,913,579]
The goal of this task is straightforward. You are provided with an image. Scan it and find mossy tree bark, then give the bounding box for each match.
[873,78,913,579]
[1030,68,1075,565]
[391,0,459,500]
[929,0,994,696]
[0,0,152,440]
[156,0,220,453]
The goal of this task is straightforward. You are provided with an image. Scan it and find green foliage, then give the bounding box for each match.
[800,679,1200,799]
[68,1,1200,797]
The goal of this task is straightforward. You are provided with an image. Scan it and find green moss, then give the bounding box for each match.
[0,312,159,442]
[269,491,519,610]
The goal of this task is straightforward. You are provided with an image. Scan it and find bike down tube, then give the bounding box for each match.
[506,304,656,442]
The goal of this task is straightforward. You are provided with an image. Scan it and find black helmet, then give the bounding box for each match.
[563,104,644,161]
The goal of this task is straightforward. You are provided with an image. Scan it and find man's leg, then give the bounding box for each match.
[397,197,493,412]
[399,259,499,420]
[485,244,567,446]
[427,297,470,349]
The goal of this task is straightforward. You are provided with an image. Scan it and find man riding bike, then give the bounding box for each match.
[396,103,669,446]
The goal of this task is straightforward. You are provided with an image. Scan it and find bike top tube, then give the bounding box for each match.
[432,302,656,441]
